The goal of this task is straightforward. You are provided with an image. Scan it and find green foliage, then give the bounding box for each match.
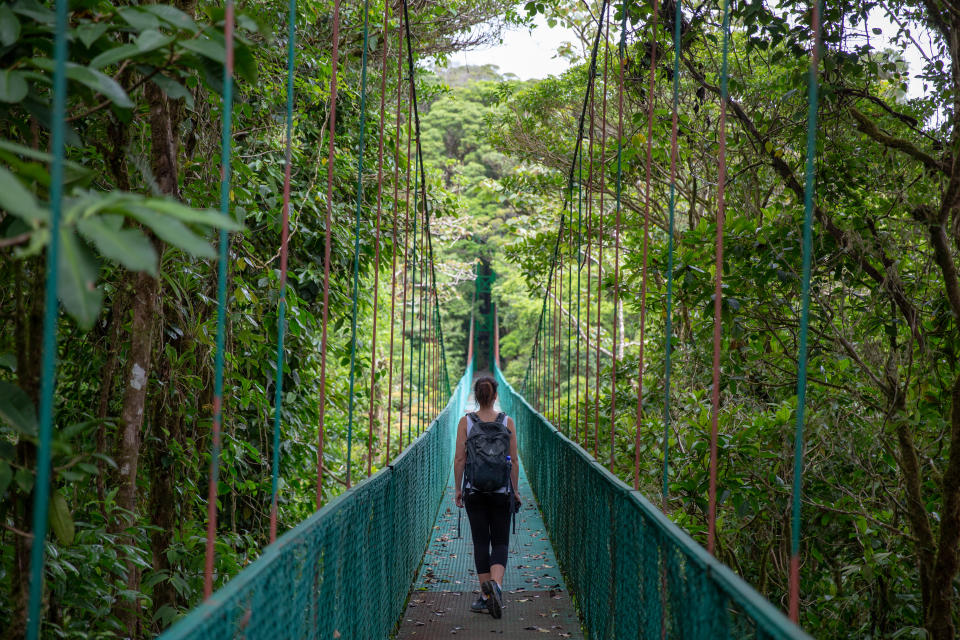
[0,0,499,636]
[481,0,959,636]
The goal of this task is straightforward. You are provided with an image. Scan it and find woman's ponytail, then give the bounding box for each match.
[474,376,498,407]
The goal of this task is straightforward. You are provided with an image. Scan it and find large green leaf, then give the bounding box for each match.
[136,29,174,52]
[0,70,27,103]
[0,140,93,186]
[89,44,140,71]
[68,64,134,109]
[31,59,134,109]
[0,70,28,104]
[64,190,132,224]
[142,4,198,32]
[117,6,160,31]
[77,216,158,275]
[233,42,258,84]
[149,73,194,108]
[0,380,37,436]
[142,198,243,231]
[0,5,20,46]
[14,468,32,493]
[11,0,54,25]
[57,229,103,330]
[125,206,216,258]
[0,166,47,226]
[74,21,109,49]
[179,35,226,64]
[48,491,74,546]
[91,30,174,69]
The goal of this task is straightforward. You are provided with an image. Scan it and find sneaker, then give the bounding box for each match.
[482,580,503,619]
[470,596,487,613]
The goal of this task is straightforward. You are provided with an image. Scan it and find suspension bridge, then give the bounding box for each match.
[18,0,824,636]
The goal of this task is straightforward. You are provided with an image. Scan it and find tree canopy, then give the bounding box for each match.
[2,0,960,637]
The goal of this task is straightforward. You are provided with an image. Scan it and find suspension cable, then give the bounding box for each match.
[554,232,562,422]
[344,0,373,488]
[594,10,610,459]
[523,0,607,429]
[204,0,235,598]
[789,0,821,622]
[416,200,426,434]
[408,146,418,438]
[25,0,68,634]
[574,61,592,445]
[707,0,732,556]
[635,0,661,489]
[583,69,596,448]
[566,196,573,433]
[269,0,296,544]
[317,0,342,508]
[403,0,449,429]
[366,3,391,477]
[386,8,405,465]
[663,0,683,508]
[399,82,412,447]
[609,3,627,472]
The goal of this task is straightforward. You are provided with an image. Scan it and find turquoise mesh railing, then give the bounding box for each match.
[161,363,473,640]
[494,366,810,640]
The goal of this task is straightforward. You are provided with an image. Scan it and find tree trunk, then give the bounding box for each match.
[112,269,158,636]
[96,290,128,510]
[927,373,960,639]
[148,381,182,633]
[895,416,937,621]
[111,80,178,637]
[6,262,45,640]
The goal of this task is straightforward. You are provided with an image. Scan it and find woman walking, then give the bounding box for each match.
[454,376,521,619]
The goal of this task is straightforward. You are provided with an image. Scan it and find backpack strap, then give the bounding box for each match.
[496,412,505,425]
[468,412,480,424]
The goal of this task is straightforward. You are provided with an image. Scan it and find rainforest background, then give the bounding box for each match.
[2,0,960,637]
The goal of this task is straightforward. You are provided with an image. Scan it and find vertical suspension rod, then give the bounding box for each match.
[270,0,297,543]
[25,0,68,634]
[344,0,374,488]
[204,0,235,598]
[707,0,732,556]
[386,8,405,465]
[366,2,391,477]
[789,0,821,622]
[609,3,628,472]
[317,0,342,508]
[635,0,661,489]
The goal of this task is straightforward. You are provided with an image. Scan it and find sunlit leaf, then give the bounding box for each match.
[0,166,47,226]
[57,229,103,329]
[49,491,75,546]
[125,206,216,258]
[77,216,158,275]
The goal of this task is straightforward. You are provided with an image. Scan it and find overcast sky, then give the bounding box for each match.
[454,11,937,98]
[453,15,575,80]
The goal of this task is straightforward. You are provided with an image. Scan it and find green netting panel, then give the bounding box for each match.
[161,363,473,640]
[494,365,811,640]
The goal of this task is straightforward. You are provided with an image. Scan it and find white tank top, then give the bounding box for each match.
[464,412,511,494]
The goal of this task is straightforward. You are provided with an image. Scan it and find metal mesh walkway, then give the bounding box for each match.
[158,363,810,640]
[396,461,583,639]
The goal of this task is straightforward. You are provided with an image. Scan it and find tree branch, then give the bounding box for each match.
[849,107,947,174]
[683,58,925,349]
[545,288,616,359]
[914,205,960,321]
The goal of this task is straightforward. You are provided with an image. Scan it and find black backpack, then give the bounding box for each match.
[464,412,511,493]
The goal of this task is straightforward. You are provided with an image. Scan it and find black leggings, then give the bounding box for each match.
[465,492,511,574]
